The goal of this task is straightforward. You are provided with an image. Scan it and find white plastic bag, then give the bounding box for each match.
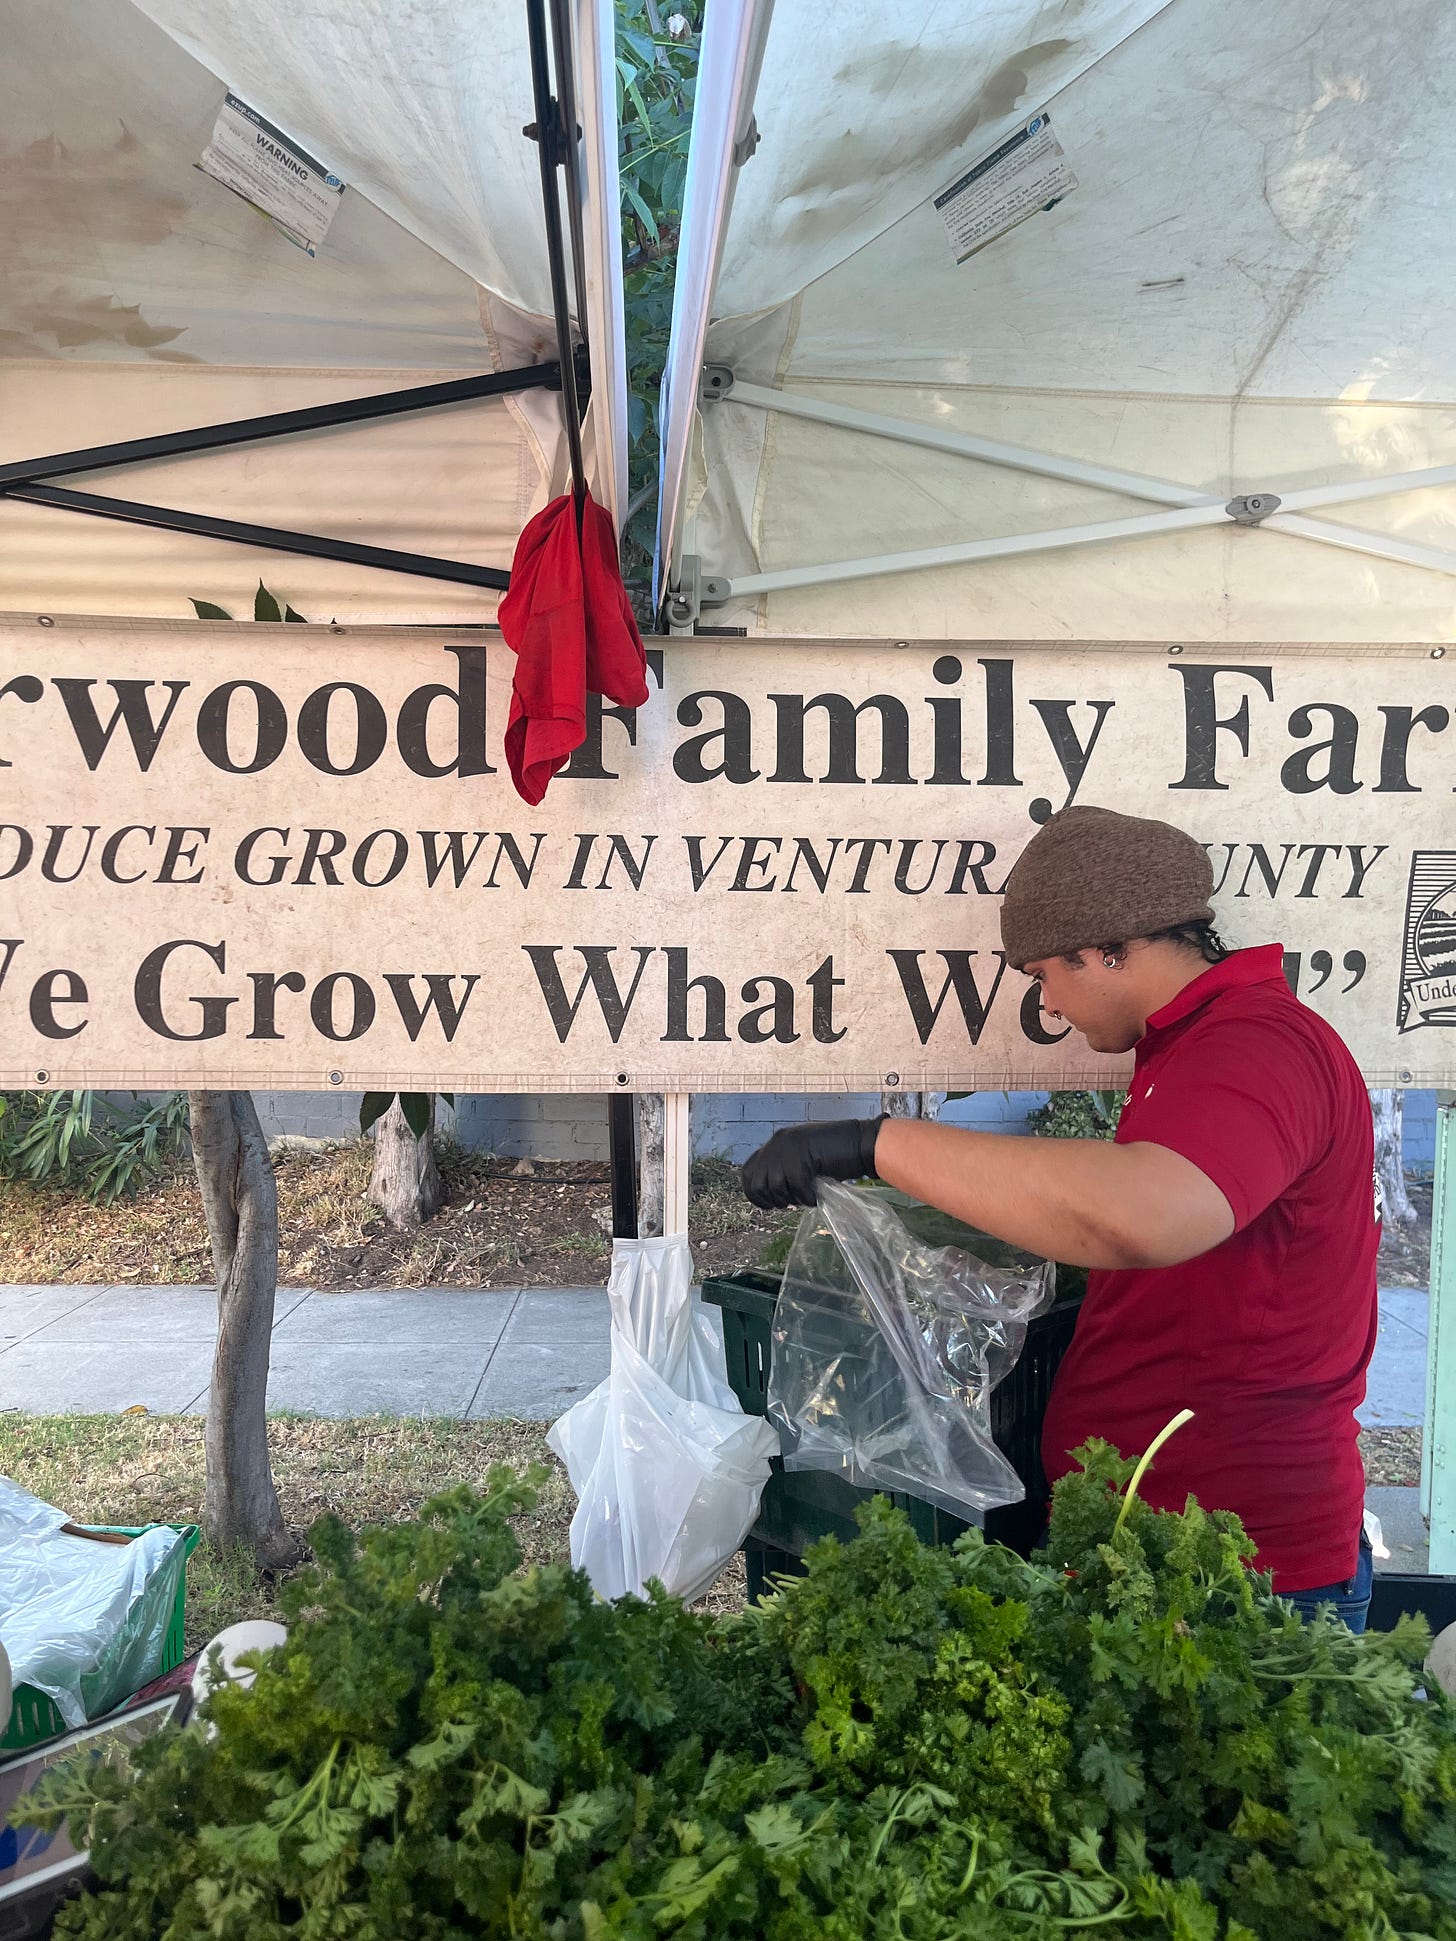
[0,1478,185,1728]
[548,1236,780,1604]
[768,1181,1055,1518]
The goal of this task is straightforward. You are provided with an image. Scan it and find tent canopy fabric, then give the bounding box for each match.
[658,0,1456,642]
[0,0,626,621]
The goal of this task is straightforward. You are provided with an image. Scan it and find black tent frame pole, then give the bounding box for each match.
[608,1094,639,1240]
[547,0,595,351]
[525,0,588,501]
[524,0,634,1231]
[0,362,563,492]
[9,483,511,591]
[0,360,571,592]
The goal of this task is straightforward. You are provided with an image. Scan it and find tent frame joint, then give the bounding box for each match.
[665,555,702,632]
[1225,492,1283,525]
[523,110,581,168]
[666,556,731,627]
[701,364,736,404]
[731,115,762,168]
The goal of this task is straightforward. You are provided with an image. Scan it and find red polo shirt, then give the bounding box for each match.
[1040,944,1379,1592]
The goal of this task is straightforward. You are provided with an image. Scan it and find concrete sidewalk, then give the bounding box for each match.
[0,1284,610,1422]
[1360,1287,1429,1429]
[0,1278,1438,1574]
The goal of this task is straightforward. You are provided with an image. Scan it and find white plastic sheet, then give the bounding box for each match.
[0,1479,184,1729]
[548,1236,780,1604]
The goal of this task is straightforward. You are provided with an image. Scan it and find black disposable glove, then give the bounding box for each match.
[740,1116,886,1209]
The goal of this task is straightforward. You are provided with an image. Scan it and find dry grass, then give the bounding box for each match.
[0,1410,1419,1665]
[0,1414,746,1656]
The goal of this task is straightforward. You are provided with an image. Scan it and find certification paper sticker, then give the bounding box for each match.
[935,112,1076,265]
[199,93,344,256]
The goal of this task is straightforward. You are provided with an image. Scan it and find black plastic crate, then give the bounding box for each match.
[703,1264,1081,1577]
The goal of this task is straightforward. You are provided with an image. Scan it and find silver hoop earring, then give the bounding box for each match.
[1102,951,1122,970]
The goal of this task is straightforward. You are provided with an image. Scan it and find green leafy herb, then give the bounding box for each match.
[25,1452,1456,1940]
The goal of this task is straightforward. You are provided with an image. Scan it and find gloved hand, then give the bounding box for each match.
[740,1116,886,1208]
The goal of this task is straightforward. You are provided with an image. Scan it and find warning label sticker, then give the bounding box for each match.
[934,112,1076,265]
[199,93,345,256]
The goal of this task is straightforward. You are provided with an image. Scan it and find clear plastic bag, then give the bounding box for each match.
[0,1478,186,1728]
[767,1181,1055,1518]
[548,1235,780,1604]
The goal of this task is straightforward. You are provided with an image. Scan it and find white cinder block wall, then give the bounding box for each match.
[191,1089,1441,1173]
[245,1088,1057,1160]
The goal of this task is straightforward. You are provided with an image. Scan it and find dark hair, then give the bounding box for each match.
[1140,920,1230,963]
[1063,920,1230,969]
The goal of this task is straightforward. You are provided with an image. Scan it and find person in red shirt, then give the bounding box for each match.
[740,804,1380,1629]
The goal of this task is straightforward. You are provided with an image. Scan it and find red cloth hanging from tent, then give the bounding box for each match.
[498,490,649,805]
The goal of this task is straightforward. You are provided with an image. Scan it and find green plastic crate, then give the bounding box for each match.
[703,1262,1081,1584]
[1,1521,200,1755]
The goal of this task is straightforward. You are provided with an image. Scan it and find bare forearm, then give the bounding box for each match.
[873,1119,1232,1269]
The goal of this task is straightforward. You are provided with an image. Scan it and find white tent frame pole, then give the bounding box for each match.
[1426,1097,1456,1574]
[575,0,630,529]
[725,380,1203,503]
[653,0,776,609]
[721,382,1456,582]
[721,461,1456,599]
[661,1092,692,1238]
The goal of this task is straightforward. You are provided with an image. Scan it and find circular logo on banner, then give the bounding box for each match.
[1414,883,1456,979]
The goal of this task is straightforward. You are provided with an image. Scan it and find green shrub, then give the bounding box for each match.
[0,1089,189,1204]
[1026,1089,1125,1140]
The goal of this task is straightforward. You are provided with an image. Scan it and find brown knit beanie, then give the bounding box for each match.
[999,805,1214,970]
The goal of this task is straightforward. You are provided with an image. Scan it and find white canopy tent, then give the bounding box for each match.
[0,0,627,622]
[654,0,1456,1593]
[657,0,1456,642]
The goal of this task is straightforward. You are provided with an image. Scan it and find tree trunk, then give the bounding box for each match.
[1371,1087,1417,1228]
[190,1092,298,1570]
[637,1093,665,1238]
[367,1098,442,1229]
[879,1092,944,1121]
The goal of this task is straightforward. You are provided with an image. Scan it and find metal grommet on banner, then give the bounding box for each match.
[1433,647,1447,659]
[615,1072,630,1086]
[328,1070,343,1086]
[34,1070,48,1082]
[1168,643,1184,654]
[36,615,53,627]
[884,1071,900,1086]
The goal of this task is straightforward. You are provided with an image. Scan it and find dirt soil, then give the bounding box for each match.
[0,1143,798,1290]
[3,1134,1433,1298]
[1362,1426,1422,1488]
[1378,1178,1434,1289]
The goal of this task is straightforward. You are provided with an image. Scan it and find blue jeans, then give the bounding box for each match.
[1284,1529,1373,1634]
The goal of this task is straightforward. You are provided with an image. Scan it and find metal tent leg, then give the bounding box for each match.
[662,1093,692,1239]
[608,1092,638,1240]
[1426,1095,1456,1574]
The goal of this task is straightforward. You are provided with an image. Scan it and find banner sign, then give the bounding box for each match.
[0,618,1451,1092]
